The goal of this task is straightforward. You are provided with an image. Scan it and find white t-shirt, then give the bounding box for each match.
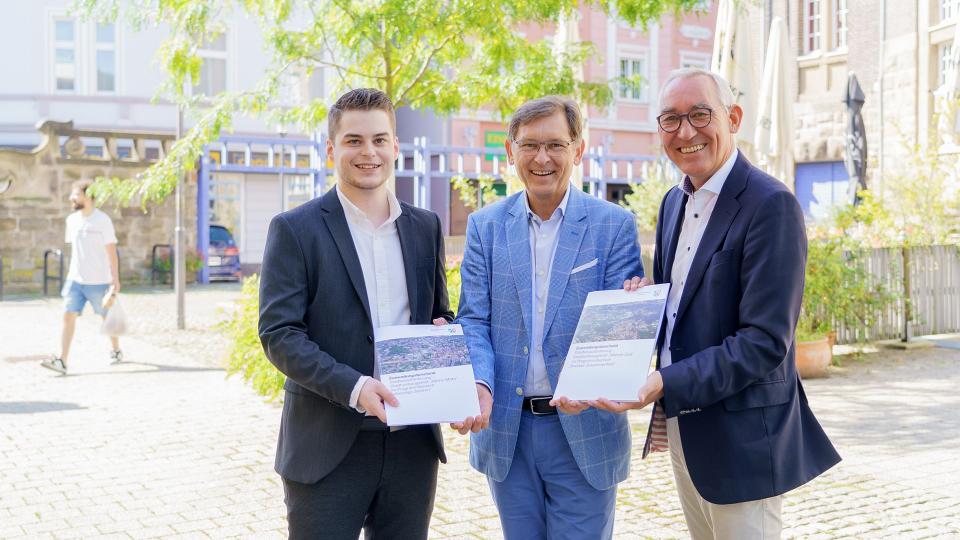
[65,209,118,284]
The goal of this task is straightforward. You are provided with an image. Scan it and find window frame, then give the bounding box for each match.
[52,17,79,93]
[803,0,822,55]
[93,22,117,95]
[617,52,650,103]
[832,0,848,51]
[193,34,229,96]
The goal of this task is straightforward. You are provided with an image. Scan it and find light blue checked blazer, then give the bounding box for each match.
[457,187,644,490]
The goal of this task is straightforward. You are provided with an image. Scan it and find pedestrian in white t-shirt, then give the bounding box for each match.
[42,180,123,374]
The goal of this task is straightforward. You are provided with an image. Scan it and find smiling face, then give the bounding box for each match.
[505,111,585,209]
[658,74,742,188]
[326,109,399,194]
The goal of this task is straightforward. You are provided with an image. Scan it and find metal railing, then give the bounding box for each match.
[151,244,173,287]
[43,249,63,297]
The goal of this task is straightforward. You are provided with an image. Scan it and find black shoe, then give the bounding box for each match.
[41,356,67,374]
[110,349,124,364]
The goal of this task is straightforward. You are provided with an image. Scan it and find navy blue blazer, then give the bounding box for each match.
[644,153,840,505]
[258,189,453,484]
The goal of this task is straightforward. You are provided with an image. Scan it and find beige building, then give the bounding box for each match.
[763,0,959,218]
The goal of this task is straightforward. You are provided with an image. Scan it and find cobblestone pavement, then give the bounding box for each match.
[1,286,959,539]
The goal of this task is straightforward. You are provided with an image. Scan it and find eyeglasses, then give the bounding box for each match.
[513,139,576,156]
[656,107,714,133]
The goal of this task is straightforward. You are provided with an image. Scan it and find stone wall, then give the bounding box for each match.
[0,122,196,295]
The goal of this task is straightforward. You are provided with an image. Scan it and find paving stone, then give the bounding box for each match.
[2,288,959,538]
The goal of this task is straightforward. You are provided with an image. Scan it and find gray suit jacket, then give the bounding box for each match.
[258,188,453,484]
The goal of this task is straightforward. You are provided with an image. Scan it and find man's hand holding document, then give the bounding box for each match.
[553,283,669,402]
[375,324,481,426]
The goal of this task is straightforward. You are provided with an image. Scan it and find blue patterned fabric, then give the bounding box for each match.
[457,187,644,490]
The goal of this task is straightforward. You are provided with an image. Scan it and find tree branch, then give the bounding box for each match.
[396,34,454,105]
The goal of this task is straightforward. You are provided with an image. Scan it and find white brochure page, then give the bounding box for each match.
[375,324,481,426]
[554,284,669,402]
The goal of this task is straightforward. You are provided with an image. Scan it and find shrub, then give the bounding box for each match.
[221,261,466,400]
[220,274,285,401]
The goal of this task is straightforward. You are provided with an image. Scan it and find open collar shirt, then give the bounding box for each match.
[524,185,572,396]
[337,186,411,412]
[660,149,738,369]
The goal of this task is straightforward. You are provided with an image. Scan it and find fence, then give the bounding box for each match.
[836,245,960,343]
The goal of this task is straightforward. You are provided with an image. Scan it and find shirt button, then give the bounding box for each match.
[516,387,524,396]
[694,213,700,218]
[522,346,529,354]
[537,345,542,352]
[538,308,544,314]
[537,270,544,276]
[672,313,676,318]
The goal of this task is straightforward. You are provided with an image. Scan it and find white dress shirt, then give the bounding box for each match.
[660,149,739,369]
[335,187,412,412]
[524,186,571,396]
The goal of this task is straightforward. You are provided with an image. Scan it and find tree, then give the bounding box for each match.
[77,0,704,206]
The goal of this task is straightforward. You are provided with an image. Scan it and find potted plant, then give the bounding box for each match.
[796,236,891,378]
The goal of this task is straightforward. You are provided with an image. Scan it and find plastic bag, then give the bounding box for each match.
[100,298,128,336]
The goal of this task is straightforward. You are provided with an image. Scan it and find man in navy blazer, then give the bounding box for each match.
[594,68,840,538]
[258,89,453,539]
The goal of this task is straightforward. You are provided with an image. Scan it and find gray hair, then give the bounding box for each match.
[507,96,583,142]
[658,68,736,111]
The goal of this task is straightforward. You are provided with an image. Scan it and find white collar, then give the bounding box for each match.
[336,185,402,226]
[524,182,572,221]
[681,148,739,197]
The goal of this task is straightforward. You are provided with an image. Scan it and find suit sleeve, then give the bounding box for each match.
[659,190,806,416]
[455,214,496,390]
[603,211,644,289]
[258,214,363,407]
[432,213,455,322]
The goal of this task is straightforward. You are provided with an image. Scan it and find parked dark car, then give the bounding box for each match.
[208,225,242,281]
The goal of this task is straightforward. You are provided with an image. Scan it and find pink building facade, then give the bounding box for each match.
[447,3,717,214]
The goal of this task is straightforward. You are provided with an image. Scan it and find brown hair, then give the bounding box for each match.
[327,88,397,140]
[507,96,583,142]
[71,179,95,200]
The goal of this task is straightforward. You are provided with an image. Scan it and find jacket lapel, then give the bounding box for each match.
[506,194,533,337]
[542,189,586,339]
[320,189,372,326]
[395,208,419,322]
[674,157,749,323]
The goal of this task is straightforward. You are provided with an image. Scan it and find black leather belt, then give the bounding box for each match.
[522,396,557,415]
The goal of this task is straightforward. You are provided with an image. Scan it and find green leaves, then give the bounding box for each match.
[77,0,698,206]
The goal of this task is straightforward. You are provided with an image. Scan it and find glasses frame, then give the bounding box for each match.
[656,107,714,133]
[512,139,577,156]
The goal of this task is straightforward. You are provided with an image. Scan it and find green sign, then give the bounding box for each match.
[484,130,507,162]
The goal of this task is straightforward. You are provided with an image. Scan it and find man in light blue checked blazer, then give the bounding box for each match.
[454,96,644,539]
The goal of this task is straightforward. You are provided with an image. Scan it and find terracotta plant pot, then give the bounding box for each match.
[796,337,831,379]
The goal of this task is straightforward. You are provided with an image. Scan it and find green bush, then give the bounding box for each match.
[220,274,285,401]
[222,261,465,400]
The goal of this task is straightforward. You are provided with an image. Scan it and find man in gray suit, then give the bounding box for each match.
[258,88,453,539]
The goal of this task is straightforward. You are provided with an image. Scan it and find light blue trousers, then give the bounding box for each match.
[488,411,617,540]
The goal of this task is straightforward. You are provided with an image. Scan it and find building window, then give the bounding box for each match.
[803,0,821,54]
[95,23,116,93]
[53,18,77,92]
[194,34,227,95]
[618,55,649,102]
[942,0,960,22]
[832,0,847,50]
[939,41,957,88]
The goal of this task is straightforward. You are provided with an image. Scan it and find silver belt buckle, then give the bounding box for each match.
[528,396,553,415]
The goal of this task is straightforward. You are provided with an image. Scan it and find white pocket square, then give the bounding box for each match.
[570,258,598,274]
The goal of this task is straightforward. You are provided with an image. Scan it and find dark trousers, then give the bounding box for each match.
[282,425,439,540]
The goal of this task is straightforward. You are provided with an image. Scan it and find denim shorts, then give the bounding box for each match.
[62,281,109,315]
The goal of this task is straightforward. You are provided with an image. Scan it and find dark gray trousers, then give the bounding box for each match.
[282,425,439,540]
